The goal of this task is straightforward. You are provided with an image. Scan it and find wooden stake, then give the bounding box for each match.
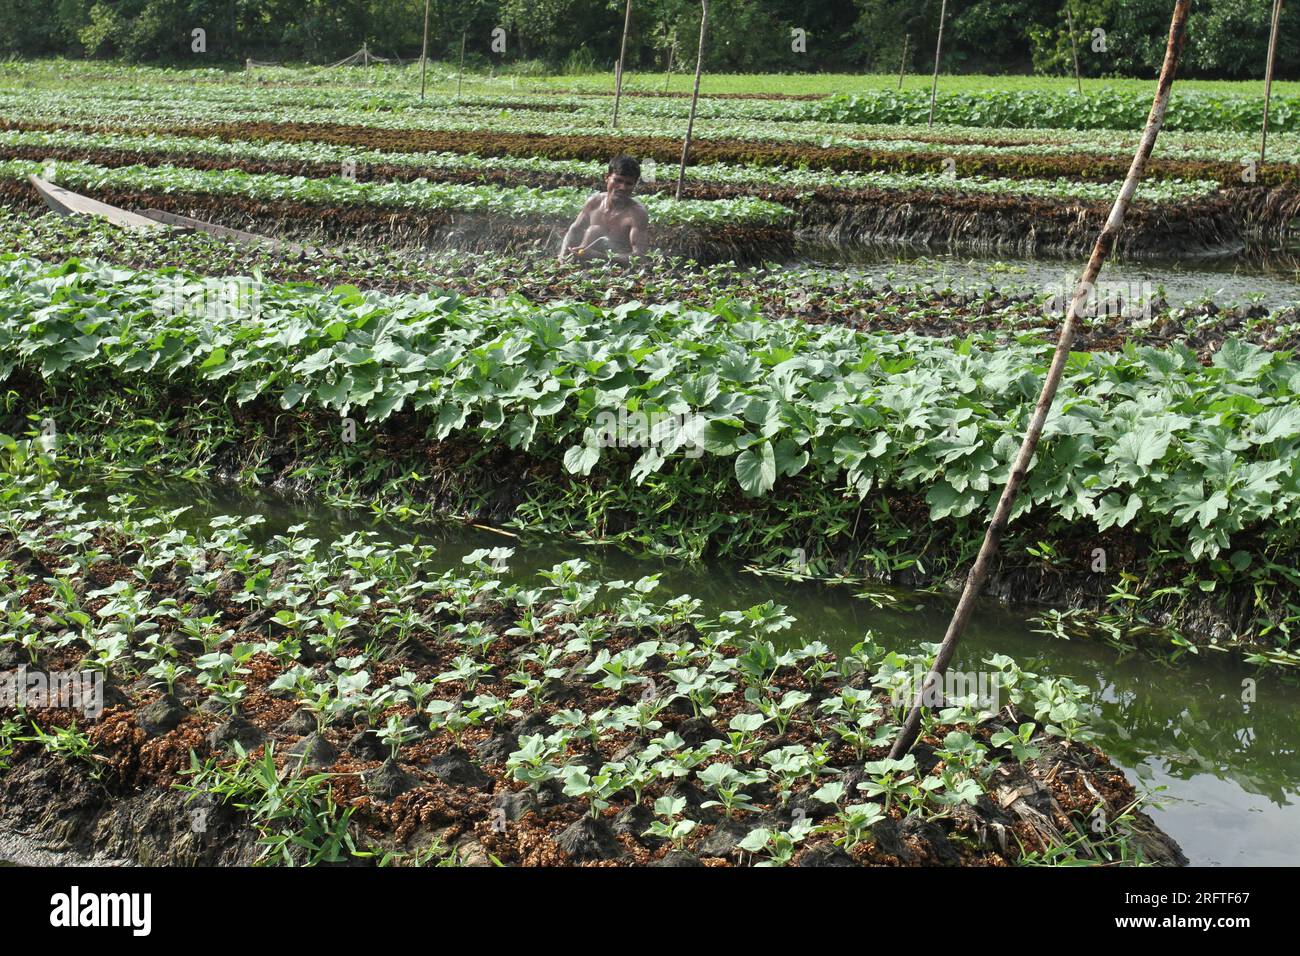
[613,0,633,127]
[1261,0,1283,165]
[664,30,677,92]
[458,30,467,99]
[676,0,708,200]
[928,0,947,127]
[898,33,910,90]
[889,0,1193,760]
[1067,4,1082,94]
[419,0,431,101]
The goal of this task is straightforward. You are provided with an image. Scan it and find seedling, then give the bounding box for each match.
[562,762,630,819]
[737,817,812,866]
[643,795,697,849]
[373,714,417,760]
[697,763,763,817]
[979,722,1033,759]
[506,733,567,792]
[857,754,918,815]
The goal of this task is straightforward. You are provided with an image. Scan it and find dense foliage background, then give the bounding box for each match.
[0,0,1295,79]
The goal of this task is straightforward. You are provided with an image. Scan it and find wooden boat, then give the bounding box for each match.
[30,175,164,230]
[29,176,304,252]
[137,208,305,253]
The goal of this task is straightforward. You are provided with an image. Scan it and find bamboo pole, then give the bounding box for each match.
[928,0,947,127]
[457,30,467,99]
[1261,0,1283,165]
[1067,4,1082,94]
[419,0,431,101]
[889,0,1193,760]
[664,30,677,92]
[898,33,910,90]
[675,0,708,200]
[613,0,633,127]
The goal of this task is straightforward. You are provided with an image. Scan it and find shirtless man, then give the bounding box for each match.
[558,154,649,264]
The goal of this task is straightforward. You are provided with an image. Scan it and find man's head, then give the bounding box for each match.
[605,155,640,204]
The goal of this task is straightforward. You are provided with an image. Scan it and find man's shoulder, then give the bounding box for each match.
[630,198,650,221]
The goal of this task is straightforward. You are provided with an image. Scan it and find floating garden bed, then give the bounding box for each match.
[0,473,1185,866]
[3,256,1299,654]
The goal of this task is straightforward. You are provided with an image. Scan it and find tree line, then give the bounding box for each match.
[0,0,1294,80]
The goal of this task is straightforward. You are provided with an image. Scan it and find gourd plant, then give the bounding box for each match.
[562,762,632,820]
[737,817,813,866]
[506,732,568,793]
[642,795,697,849]
[697,762,765,817]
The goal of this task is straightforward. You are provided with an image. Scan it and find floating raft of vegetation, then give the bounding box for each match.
[0,473,1184,866]
[3,255,1299,654]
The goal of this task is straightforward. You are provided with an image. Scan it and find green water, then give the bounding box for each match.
[76,475,1300,866]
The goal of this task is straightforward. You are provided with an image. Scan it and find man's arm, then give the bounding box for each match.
[621,205,650,262]
[559,198,595,260]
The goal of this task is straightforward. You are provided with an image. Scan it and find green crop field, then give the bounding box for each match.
[0,0,1297,889]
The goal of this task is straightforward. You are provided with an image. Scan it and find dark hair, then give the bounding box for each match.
[607,154,641,179]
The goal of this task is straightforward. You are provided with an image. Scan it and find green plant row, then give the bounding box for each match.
[5,87,1297,167]
[7,129,1221,206]
[4,255,1300,588]
[817,88,1300,134]
[0,158,792,228]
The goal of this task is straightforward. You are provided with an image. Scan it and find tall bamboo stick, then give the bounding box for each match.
[675,1,708,200]
[889,0,1194,760]
[419,0,431,100]
[898,34,910,90]
[1067,4,1082,94]
[613,0,633,127]
[1261,0,1284,165]
[457,30,467,99]
[928,0,947,127]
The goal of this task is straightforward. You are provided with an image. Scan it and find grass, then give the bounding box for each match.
[2,57,1298,99]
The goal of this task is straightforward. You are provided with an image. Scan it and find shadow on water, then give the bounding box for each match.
[78,474,1300,866]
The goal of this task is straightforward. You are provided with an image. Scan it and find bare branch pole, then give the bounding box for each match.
[613,0,633,127]
[928,0,948,127]
[889,0,1193,760]
[419,0,431,101]
[1067,4,1082,95]
[1261,0,1284,165]
[457,29,467,99]
[675,0,708,201]
[898,33,910,90]
[664,28,677,92]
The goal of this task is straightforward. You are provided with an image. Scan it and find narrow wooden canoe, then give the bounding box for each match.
[29,176,302,252]
[29,175,164,230]
[137,208,304,253]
